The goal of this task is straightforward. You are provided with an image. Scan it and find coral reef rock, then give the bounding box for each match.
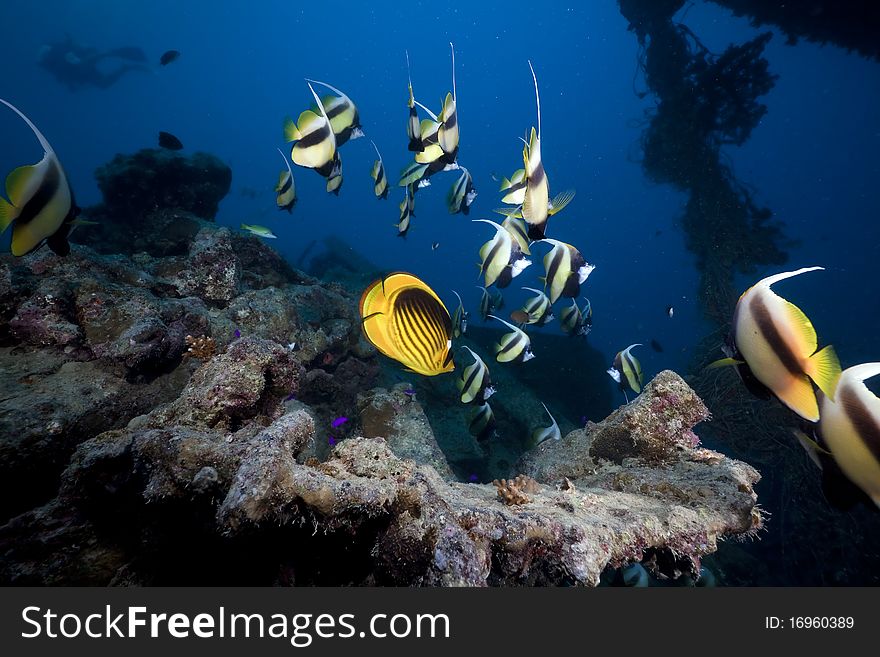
[357,384,454,480]
[0,366,760,586]
[95,149,231,222]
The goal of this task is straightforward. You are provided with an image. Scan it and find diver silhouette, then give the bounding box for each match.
[37,36,151,91]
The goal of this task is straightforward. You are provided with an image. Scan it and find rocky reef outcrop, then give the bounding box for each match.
[0,149,373,524]
[0,353,759,585]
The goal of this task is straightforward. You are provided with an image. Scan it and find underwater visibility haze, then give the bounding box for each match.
[0,0,879,586]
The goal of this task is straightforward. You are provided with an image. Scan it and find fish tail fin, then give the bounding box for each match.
[283,116,302,142]
[0,197,19,232]
[805,345,842,400]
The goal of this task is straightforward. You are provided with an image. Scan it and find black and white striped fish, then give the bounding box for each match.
[283,82,338,177]
[398,160,430,187]
[0,98,80,257]
[274,147,296,212]
[476,285,503,321]
[818,363,880,508]
[489,314,535,363]
[539,238,595,304]
[397,184,415,237]
[405,51,425,152]
[457,346,495,404]
[474,219,531,289]
[437,43,459,160]
[531,402,561,445]
[518,287,554,326]
[607,344,643,401]
[516,61,576,240]
[499,168,526,205]
[447,167,477,215]
[469,402,496,443]
[502,216,531,255]
[451,290,468,338]
[326,152,343,195]
[560,298,592,337]
[369,140,388,200]
[305,78,364,147]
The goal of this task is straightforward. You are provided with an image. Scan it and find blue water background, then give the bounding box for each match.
[1,0,878,390]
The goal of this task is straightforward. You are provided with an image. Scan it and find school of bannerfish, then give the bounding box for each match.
[0,44,876,510]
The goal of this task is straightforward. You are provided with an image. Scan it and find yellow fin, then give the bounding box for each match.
[0,197,18,232]
[547,189,576,216]
[782,298,818,356]
[777,375,819,422]
[706,357,743,370]
[806,344,841,400]
[6,164,40,207]
[283,116,301,142]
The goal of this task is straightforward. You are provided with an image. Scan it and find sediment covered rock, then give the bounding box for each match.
[0,368,759,586]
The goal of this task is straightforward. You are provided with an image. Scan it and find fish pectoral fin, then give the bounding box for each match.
[705,357,743,370]
[0,197,18,232]
[282,116,301,142]
[805,344,842,400]
[547,189,576,215]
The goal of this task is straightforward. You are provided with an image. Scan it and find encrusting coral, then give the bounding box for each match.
[184,334,216,360]
[493,475,540,505]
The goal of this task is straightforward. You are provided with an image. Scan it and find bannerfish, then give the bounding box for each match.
[240,223,277,239]
[502,216,531,256]
[709,267,840,422]
[305,78,364,147]
[519,61,575,240]
[396,184,415,237]
[817,363,880,507]
[0,98,80,256]
[518,287,554,326]
[431,241,440,251]
[326,152,343,195]
[457,346,495,404]
[474,219,531,289]
[531,401,561,445]
[275,147,296,212]
[370,140,389,200]
[283,82,337,177]
[159,50,180,66]
[499,168,526,206]
[476,285,502,321]
[398,160,430,188]
[405,51,423,152]
[489,314,534,363]
[447,167,477,215]
[451,290,468,338]
[359,272,454,376]
[436,43,459,161]
[158,131,183,150]
[538,238,595,304]
[560,298,592,337]
[469,402,496,443]
[667,305,674,318]
[608,343,643,401]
